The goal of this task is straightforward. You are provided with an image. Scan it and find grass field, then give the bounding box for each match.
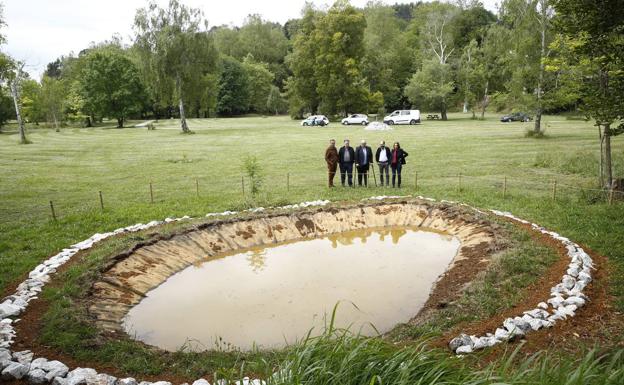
[1,113,624,381]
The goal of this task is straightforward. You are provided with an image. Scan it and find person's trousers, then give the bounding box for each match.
[327,163,337,187]
[391,163,403,187]
[339,162,354,186]
[357,164,370,186]
[378,162,389,186]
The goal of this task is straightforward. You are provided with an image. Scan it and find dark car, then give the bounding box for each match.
[501,112,532,122]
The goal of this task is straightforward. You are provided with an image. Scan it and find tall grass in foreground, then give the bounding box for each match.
[265,329,624,385]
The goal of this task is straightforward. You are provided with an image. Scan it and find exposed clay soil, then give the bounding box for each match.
[3,201,622,383]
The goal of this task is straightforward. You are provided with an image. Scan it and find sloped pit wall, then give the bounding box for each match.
[88,201,498,334]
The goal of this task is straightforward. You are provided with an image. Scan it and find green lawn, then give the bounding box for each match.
[1,114,622,297]
[2,113,624,381]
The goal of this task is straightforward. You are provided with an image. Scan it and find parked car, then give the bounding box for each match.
[341,114,369,126]
[383,110,421,125]
[500,112,532,122]
[301,115,330,126]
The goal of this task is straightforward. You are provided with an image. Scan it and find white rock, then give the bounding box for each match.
[92,373,117,385]
[2,361,30,380]
[0,303,21,318]
[537,302,548,310]
[44,361,69,380]
[448,334,472,351]
[0,349,11,363]
[192,379,210,385]
[53,377,69,385]
[151,382,172,385]
[456,345,473,354]
[494,327,512,341]
[523,309,549,320]
[117,378,138,385]
[563,296,586,308]
[548,295,565,308]
[561,275,576,290]
[66,367,98,385]
[30,357,48,371]
[28,368,48,384]
[13,350,34,365]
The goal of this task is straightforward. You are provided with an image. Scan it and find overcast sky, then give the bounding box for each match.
[3,0,499,79]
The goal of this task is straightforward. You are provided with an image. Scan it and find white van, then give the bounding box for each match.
[383,110,421,125]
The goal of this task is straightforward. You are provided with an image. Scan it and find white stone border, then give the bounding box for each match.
[0,196,593,384]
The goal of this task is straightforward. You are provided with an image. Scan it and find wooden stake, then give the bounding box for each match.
[99,191,104,211]
[608,188,614,205]
[287,173,290,191]
[195,178,199,197]
[149,182,154,203]
[503,176,507,198]
[49,200,57,221]
[552,180,557,201]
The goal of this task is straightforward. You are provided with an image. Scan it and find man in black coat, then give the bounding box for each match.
[338,139,355,187]
[355,139,373,187]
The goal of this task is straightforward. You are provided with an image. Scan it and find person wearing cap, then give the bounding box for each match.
[375,140,391,187]
[325,139,339,187]
[338,139,355,187]
[355,139,373,187]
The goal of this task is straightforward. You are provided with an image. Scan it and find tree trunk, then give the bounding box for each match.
[603,124,613,188]
[117,117,124,128]
[481,80,489,120]
[10,80,28,144]
[441,100,448,121]
[534,2,547,134]
[52,112,59,132]
[463,100,468,113]
[176,75,189,133]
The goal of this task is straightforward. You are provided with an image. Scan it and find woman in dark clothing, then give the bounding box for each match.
[390,142,408,188]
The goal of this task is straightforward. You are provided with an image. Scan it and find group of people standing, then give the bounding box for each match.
[324,139,409,188]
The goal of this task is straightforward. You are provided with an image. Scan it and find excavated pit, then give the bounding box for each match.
[88,201,500,351]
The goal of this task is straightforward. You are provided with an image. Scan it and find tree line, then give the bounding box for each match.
[0,0,622,185]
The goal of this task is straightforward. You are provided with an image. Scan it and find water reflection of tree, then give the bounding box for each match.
[327,228,409,248]
[246,248,267,272]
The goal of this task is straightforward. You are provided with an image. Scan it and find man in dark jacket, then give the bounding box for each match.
[338,139,355,187]
[355,139,373,187]
[325,139,339,187]
[375,140,391,187]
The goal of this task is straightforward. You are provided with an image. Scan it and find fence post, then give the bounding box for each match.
[49,200,57,221]
[414,171,418,191]
[98,191,104,211]
[287,173,290,191]
[458,173,462,192]
[149,182,154,203]
[503,176,507,198]
[241,176,245,197]
[552,180,557,201]
[608,188,614,205]
[195,178,199,197]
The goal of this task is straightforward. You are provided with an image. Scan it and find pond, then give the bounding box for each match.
[122,226,460,351]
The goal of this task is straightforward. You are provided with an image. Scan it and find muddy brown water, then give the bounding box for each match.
[122,226,460,351]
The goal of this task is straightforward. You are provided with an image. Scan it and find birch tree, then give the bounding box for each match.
[134,0,217,133]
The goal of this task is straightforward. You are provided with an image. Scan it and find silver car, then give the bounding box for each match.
[301,115,330,126]
[341,114,369,126]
